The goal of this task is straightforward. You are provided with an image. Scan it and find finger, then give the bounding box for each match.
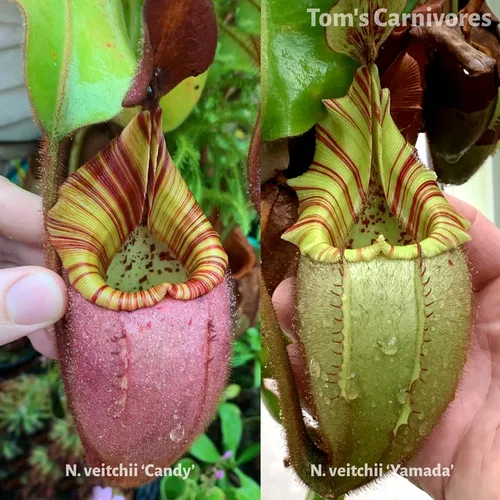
[272,277,296,340]
[0,235,43,268]
[446,195,500,291]
[0,176,44,245]
[28,329,58,359]
[0,266,67,346]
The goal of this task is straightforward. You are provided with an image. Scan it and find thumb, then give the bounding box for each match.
[0,266,67,346]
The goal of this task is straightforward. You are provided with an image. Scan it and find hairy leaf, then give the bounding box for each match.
[16,0,141,140]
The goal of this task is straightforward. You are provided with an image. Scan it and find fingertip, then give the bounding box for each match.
[272,277,295,339]
[4,267,67,326]
[28,328,58,359]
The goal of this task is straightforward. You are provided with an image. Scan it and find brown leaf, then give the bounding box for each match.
[234,265,260,336]
[410,23,496,76]
[381,54,423,144]
[261,181,300,295]
[424,49,498,160]
[145,0,218,97]
[223,227,257,280]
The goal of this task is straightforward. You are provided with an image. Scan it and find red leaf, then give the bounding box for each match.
[145,0,218,96]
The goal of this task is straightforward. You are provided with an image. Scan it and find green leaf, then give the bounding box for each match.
[246,327,261,352]
[189,434,220,463]
[261,0,358,141]
[219,402,243,454]
[17,0,140,140]
[233,468,261,500]
[121,0,145,51]
[236,0,261,35]
[305,491,328,500]
[160,475,187,500]
[261,385,281,423]
[176,458,201,481]
[232,352,255,368]
[196,487,226,500]
[253,359,261,388]
[223,383,242,401]
[403,0,419,12]
[236,443,260,466]
[161,72,209,132]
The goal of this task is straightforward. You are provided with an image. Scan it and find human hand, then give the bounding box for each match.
[272,196,500,500]
[0,176,66,358]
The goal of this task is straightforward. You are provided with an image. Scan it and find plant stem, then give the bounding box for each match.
[41,135,70,273]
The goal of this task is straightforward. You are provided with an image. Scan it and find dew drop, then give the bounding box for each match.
[397,388,409,405]
[345,373,360,400]
[170,424,185,443]
[378,335,398,356]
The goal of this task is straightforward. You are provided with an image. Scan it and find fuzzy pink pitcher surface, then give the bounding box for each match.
[58,280,232,487]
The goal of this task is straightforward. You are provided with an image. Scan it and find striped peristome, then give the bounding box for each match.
[282,65,471,262]
[47,110,228,311]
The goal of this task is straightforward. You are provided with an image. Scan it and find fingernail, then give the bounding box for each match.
[6,273,64,325]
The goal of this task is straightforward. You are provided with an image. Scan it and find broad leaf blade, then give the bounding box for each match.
[144,0,218,96]
[189,434,220,463]
[261,0,358,141]
[17,0,140,140]
[219,402,243,454]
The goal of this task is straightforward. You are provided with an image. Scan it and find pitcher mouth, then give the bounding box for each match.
[282,65,471,263]
[47,110,228,311]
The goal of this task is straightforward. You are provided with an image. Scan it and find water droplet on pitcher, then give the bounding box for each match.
[378,335,398,355]
[170,424,185,443]
[309,358,321,379]
[397,388,409,405]
[345,373,360,400]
